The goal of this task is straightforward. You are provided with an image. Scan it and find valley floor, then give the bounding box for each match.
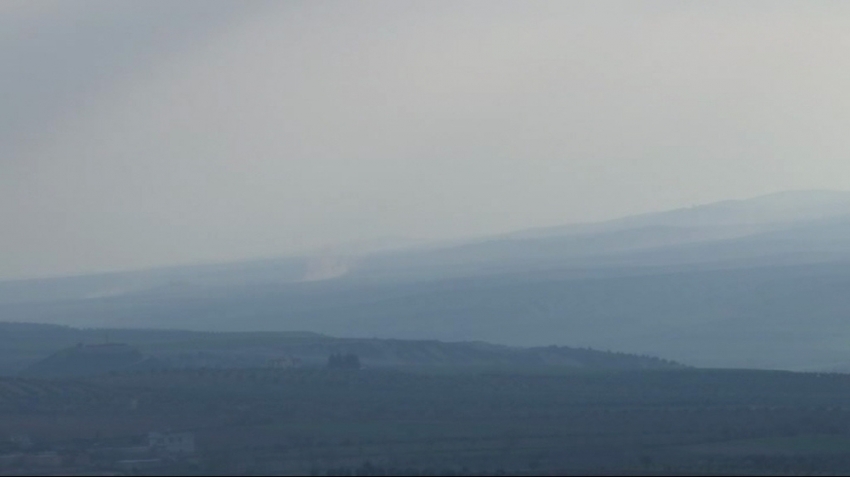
[3,368,850,475]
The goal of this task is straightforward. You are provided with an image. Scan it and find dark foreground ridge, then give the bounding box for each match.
[20,343,162,379]
[2,322,681,378]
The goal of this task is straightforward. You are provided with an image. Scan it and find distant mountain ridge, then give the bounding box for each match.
[5,190,850,371]
[352,189,850,280]
[516,189,850,235]
[3,189,850,301]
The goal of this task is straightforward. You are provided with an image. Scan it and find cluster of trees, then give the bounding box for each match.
[326,353,361,370]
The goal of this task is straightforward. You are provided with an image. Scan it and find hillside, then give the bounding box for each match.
[352,190,850,281]
[4,190,850,302]
[0,322,680,377]
[20,343,161,379]
[5,191,850,371]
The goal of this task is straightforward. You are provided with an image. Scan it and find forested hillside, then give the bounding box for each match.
[0,322,679,377]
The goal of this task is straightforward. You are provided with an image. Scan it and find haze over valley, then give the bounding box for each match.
[7,2,850,474]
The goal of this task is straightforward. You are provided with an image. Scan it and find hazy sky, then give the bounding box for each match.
[4,0,850,279]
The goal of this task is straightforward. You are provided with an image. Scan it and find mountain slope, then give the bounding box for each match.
[4,191,850,371]
[351,190,850,281]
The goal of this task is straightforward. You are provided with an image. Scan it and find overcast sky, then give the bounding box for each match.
[3,0,850,279]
